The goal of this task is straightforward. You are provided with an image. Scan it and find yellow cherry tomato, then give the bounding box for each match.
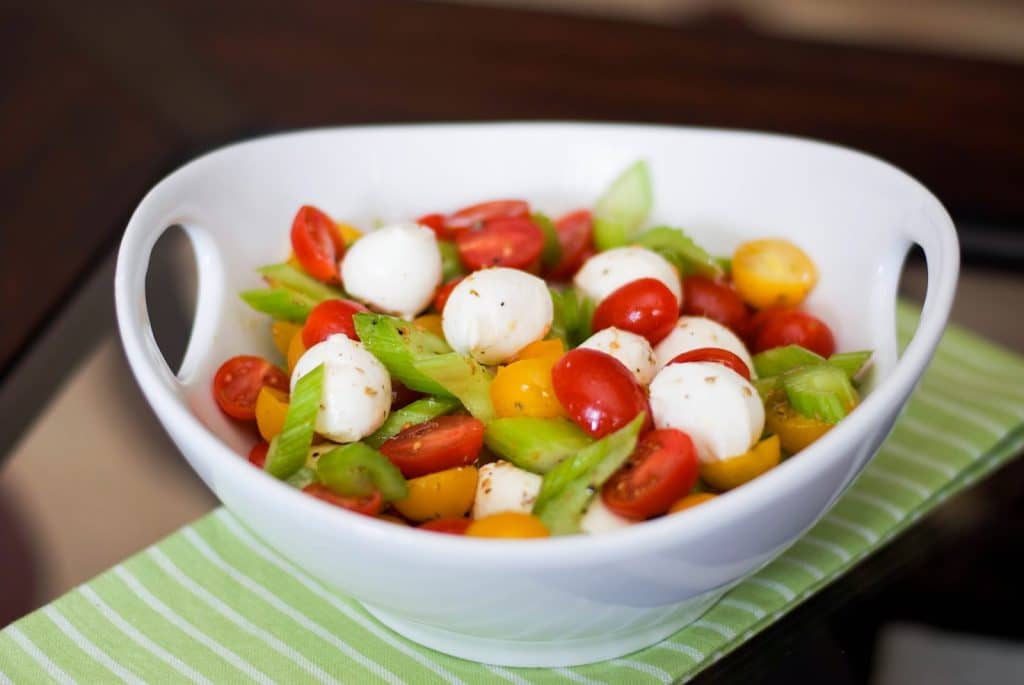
[466,512,549,539]
[490,357,564,418]
[765,400,832,454]
[669,492,717,514]
[700,435,781,491]
[514,338,565,362]
[392,466,478,522]
[732,239,818,310]
[336,222,363,246]
[287,328,306,373]
[413,314,445,339]
[271,321,302,357]
[255,387,289,442]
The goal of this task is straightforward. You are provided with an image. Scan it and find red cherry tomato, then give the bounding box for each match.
[551,349,652,438]
[390,379,422,410]
[682,276,749,335]
[248,442,269,468]
[454,216,545,271]
[301,299,368,347]
[592,278,679,345]
[751,309,836,357]
[213,356,290,421]
[668,347,752,381]
[445,199,529,230]
[417,212,450,240]
[380,415,485,478]
[419,517,472,535]
[433,277,464,314]
[602,429,699,519]
[303,484,383,516]
[546,209,594,280]
[290,205,344,283]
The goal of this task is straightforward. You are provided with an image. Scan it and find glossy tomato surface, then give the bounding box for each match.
[248,442,269,468]
[445,199,529,230]
[592,278,678,345]
[750,309,836,357]
[213,356,290,420]
[603,429,699,519]
[290,205,344,283]
[390,379,423,410]
[682,276,749,335]
[433,277,464,314]
[301,299,367,347]
[419,517,472,535]
[416,212,450,240]
[667,347,752,380]
[551,348,652,438]
[454,216,545,271]
[379,415,485,478]
[303,485,383,516]
[547,209,594,280]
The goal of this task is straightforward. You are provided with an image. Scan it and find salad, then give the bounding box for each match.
[213,161,871,539]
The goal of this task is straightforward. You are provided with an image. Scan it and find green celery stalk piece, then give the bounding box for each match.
[593,161,652,251]
[781,365,859,425]
[265,364,324,479]
[438,240,466,282]
[753,345,826,378]
[484,417,594,474]
[574,292,595,346]
[532,212,563,268]
[257,263,346,302]
[546,288,571,345]
[533,414,645,535]
[547,287,595,347]
[753,376,780,403]
[353,313,454,396]
[714,256,732,275]
[285,467,316,490]
[364,396,461,448]
[828,350,872,380]
[414,352,495,422]
[316,442,408,502]
[633,226,723,278]
[241,288,316,323]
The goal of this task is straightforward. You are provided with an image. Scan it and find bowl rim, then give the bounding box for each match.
[115,121,959,567]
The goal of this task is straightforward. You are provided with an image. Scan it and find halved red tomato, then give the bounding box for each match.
[417,212,450,240]
[433,277,464,314]
[454,216,545,271]
[419,517,472,535]
[667,347,752,381]
[213,356,290,421]
[682,276,749,335]
[248,442,269,468]
[749,309,835,357]
[301,299,368,347]
[379,415,485,478]
[445,199,529,230]
[603,429,699,519]
[592,278,678,345]
[551,348,652,438]
[290,205,344,283]
[303,485,383,516]
[546,209,594,280]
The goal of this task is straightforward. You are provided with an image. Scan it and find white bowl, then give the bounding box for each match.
[115,123,958,667]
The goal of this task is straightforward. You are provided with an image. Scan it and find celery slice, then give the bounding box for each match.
[533,413,645,535]
[593,161,652,251]
[633,226,723,278]
[828,350,872,380]
[257,263,345,302]
[241,288,316,323]
[484,417,594,474]
[353,313,453,396]
[753,376,780,402]
[437,240,466,282]
[364,396,461,448]
[285,467,316,490]
[532,212,563,267]
[548,287,595,347]
[753,345,826,378]
[265,364,324,479]
[781,365,859,424]
[714,256,732,275]
[316,442,408,502]
[414,352,495,422]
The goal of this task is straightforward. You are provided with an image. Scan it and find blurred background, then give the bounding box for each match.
[0,1,1021,682]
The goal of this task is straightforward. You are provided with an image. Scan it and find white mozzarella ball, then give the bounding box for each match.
[473,460,543,519]
[442,268,553,365]
[340,222,442,319]
[573,246,682,305]
[654,316,755,376]
[580,496,635,535]
[291,334,391,443]
[579,327,658,385]
[649,361,764,464]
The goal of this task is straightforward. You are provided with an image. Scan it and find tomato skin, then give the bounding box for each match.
[390,379,422,410]
[380,415,485,478]
[213,356,290,420]
[248,442,269,468]
[551,348,652,438]
[667,347,752,381]
[466,512,549,538]
[290,205,344,283]
[751,309,836,357]
[682,276,749,335]
[433,277,464,314]
[602,429,699,519]
[546,209,594,280]
[419,517,472,535]
[303,485,383,516]
[454,216,545,271]
[301,299,368,347]
[417,213,450,240]
[491,357,564,419]
[445,199,529,230]
[592,278,679,345]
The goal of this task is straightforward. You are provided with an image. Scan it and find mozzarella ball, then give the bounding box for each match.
[654,316,755,376]
[649,361,764,463]
[580,496,635,535]
[442,268,553,365]
[579,327,658,385]
[291,334,391,443]
[573,246,682,305]
[473,460,543,519]
[340,222,442,319]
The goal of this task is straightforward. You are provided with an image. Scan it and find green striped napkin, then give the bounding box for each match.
[3,303,1023,685]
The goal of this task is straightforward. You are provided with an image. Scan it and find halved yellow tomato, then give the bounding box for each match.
[413,313,445,339]
[287,329,306,373]
[491,357,564,418]
[765,400,832,454]
[466,512,549,539]
[392,466,478,522]
[732,239,818,310]
[336,222,363,246]
[700,434,781,491]
[271,321,302,357]
[669,492,717,514]
[513,338,565,362]
[255,387,289,442]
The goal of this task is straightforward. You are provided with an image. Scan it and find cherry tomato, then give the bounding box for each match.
[455,216,545,271]
[419,518,472,535]
[491,357,564,419]
[669,492,716,514]
[513,338,565,362]
[700,435,781,491]
[445,199,529,230]
[765,398,831,453]
[667,347,752,381]
[417,212,450,240]
[393,466,478,521]
[602,429,699,519]
[546,209,594,280]
[732,239,818,310]
[466,512,549,538]
[551,348,652,438]
[303,484,383,516]
[433,277,464,314]
[380,415,485,478]
[592,278,678,345]
[390,379,422,410]
[213,356,290,421]
[290,205,344,283]
[248,442,269,468]
[682,276,749,335]
[750,309,835,357]
[301,299,367,347]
